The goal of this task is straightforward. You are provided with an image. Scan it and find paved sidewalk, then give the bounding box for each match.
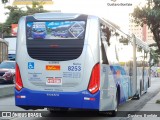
[140,77,160,112]
[132,92,160,120]
[132,77,160,120]
[140,92,160,111]
[134,92,160,119]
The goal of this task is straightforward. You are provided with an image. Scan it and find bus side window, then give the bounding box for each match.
[101,25,111,46]
[101,42,108,64]
[100,24,109,64]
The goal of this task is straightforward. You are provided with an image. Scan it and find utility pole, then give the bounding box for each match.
[2,24,3,39]
[132,34,137,96]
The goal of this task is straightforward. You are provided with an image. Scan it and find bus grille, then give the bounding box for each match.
[27,47,83,61]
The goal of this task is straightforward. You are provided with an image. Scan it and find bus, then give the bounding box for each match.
[15,13,150,115]
[0,38,8,63]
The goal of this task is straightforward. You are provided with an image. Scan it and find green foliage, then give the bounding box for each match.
[0,23,2,38]
[2,1,48,36]
[150,47,160,66]
[149,43,160,66]
[3,6,26,36]
[156,99,160,104]
[2,0,8,4]
[26,1,48,15]
[149,43,157,47]
[132,0,160,51]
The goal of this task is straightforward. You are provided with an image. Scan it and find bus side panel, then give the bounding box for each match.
[111,65,130,104]
[100,64,131,111]
[100,64,116,111]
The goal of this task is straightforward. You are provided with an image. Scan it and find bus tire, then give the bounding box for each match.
[148,78,150,88]
[145,80,149,93]
[136,81,142,100]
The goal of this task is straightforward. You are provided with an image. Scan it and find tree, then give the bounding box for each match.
[132,0,160,65]
[2,1,48,36]
[149,42,160,66]
[150,47,160,66]
[0,23,3,38]
[132,0,160,50]
[26,1,48,15]
[1,0,8,4]
[3,6,26,36]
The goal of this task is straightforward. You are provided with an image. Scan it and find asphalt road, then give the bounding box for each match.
[0,78,160,120]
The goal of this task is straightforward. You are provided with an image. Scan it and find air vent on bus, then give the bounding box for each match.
[27,47,83,61]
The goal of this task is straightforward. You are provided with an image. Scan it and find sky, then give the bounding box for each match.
[0,0,146,33]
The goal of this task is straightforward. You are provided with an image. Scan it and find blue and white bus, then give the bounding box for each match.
[15,13,150,115]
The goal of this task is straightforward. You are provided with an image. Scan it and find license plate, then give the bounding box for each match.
[46,77,62,85]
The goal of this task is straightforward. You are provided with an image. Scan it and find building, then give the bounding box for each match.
[128,13,155,45]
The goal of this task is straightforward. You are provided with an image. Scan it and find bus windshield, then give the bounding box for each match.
[26,21,86,40]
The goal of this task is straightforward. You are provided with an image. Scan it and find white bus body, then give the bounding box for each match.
[15,13,150,114]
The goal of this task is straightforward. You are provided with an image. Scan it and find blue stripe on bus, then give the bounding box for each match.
[15,88,100,110]
[110,65,131,104]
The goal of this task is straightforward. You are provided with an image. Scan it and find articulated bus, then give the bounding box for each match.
[15,13,150,115]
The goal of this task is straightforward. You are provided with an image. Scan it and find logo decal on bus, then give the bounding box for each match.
[28,62,34,69]
[69,22,84,38]
[46,65,60,70]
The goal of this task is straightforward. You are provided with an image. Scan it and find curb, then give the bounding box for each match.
[0,85,14,98]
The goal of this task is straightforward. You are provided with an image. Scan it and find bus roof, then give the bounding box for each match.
[32,12,86,20]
